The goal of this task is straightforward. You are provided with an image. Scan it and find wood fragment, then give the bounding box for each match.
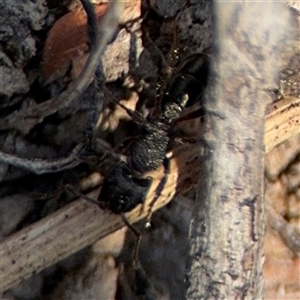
[265,97,300,153]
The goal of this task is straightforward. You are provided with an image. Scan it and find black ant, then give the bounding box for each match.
[82,4,210,226]
[0,0,209,222]
[98,52,209,224]
[72,5,210,297]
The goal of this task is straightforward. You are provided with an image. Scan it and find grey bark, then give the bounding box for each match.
[185,1,294,299]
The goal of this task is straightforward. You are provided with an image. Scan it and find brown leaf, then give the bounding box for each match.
[42,4,108,80]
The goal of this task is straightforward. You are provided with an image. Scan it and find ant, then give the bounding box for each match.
[72,3,210,226]
[71,5,210,296]
[97,54,209,224]
[0,0,209,221]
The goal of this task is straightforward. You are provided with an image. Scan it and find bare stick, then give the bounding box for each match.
[266,204,300,255]
[0,144,84,174]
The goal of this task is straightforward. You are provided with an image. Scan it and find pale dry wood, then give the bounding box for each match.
[265,97,300,153]
[0,97,299,292]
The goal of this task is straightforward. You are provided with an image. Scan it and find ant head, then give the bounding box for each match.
[98,163,152,214]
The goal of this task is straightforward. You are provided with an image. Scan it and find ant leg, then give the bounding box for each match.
[175,106,206,124]
[66,185,142,261]
[121,214,156,298]
[145,157,170,228]
[32,187,65,201]
[165,17,180,70]
[65,184,143,262]
[93,138,125,167]
[169,106,206,144]
[65,184,101,205]
[110,98,159,134]
[121,214,142,269]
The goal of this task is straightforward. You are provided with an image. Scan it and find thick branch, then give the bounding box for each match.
[185,1,295,299]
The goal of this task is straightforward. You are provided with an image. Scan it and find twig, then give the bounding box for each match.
[266,204,300,255]
[0,143,84,174]
[0,0,123,135]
